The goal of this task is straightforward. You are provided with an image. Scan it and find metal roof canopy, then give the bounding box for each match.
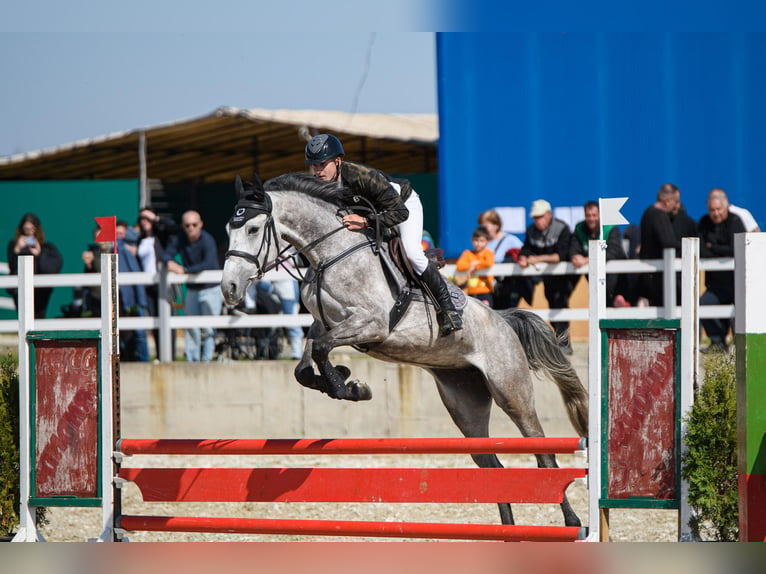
[0,107,438,183]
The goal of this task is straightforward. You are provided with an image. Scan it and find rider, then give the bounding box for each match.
[304,133,463,337]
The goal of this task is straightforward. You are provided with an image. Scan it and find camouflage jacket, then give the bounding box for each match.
[339,161,412,229]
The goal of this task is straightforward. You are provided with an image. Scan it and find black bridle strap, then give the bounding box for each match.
[224,210,279,280]
[315,239,375,330]
[259,223,348,277]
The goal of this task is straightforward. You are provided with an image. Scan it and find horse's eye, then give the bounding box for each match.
[247,226,258,236]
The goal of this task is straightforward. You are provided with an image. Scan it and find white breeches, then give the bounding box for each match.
[396,189,429,276]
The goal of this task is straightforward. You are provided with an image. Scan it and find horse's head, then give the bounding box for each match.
[221,174,279,305]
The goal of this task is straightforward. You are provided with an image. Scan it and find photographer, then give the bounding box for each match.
[137,207,179,360]
[6,212,63,318]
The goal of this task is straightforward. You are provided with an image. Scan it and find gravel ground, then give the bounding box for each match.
[38,451,678,543]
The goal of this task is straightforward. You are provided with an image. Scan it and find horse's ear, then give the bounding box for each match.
[234,174,246,199]
[251,172,264,192]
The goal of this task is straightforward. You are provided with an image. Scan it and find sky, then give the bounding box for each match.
[0,2,438,156]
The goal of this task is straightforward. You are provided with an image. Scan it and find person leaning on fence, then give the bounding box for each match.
[455,226,495,306]
[569,200,630,308]
[304,133,462,337]
[162,210,222,362]
[137,207,179,360]
[517,199,576,355]
[477,208,524,309]
[114,221,150,362]
[637,184,679,307]
[6,212,63,318]
[698,192,746,354]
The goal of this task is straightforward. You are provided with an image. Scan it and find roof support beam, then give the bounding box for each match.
[139,130,148,207]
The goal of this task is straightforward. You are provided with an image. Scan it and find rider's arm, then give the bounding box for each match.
[342,162,409,229]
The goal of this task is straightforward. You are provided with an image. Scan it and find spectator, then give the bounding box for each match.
[115,221,150,362]
[638,184,679,307]
[709,188,761,233]
[668,185,698,249]
[6,213,63,318]
[669,184,698,304]
[455,226,495,306]
[698,193,746,354]
[243,280,285,360]
[116,219,139,257]
[569,200,629,307]
[163,210,222,362]
[78,227,111,315]
[622,223,642,305]
[136,207,178,360]
[477,209,524,309]
[517,199,576,354]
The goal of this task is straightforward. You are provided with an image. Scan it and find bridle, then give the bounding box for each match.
[224,193,280,281]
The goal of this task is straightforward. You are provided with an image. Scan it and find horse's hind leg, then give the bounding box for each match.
[482,362,582,527]
[429,368,515,526]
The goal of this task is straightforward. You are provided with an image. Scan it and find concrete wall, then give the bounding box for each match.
[120,346,588,439]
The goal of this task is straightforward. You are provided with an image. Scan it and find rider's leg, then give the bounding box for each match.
[419,261,463,336]
[399,191,463,337]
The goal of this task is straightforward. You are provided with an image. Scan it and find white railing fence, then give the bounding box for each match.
[1,247,734,362]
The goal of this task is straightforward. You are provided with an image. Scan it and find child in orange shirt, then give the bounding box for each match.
[456,226,495,306]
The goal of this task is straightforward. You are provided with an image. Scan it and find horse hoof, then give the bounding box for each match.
[346,380,372,401]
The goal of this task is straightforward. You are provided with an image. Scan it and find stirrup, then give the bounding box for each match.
[438,310,463,337]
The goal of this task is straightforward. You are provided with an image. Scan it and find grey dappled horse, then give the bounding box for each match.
[221,173,588,528]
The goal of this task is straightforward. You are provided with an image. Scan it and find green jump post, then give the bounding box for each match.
[735,232,766,542]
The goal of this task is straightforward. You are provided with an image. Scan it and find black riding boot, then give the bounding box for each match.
[419,261,463,337]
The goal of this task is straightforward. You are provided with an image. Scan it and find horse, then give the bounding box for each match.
[221,173,588,528]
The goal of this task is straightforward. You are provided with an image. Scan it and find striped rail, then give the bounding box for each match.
[115,437,587,542]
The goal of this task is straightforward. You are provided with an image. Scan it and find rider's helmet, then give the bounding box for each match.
[305,134,345,165]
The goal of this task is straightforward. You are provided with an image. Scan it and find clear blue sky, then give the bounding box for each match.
[0,2,438,156]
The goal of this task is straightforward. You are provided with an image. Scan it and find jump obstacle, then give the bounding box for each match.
[115,437,587,542]
[12,234,766,542]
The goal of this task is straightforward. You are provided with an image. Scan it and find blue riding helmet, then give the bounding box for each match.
[305,134,345,165]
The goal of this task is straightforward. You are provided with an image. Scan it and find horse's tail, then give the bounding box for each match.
[499,308,588,437]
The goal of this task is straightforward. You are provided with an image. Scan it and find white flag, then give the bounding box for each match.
[599,197,629,227]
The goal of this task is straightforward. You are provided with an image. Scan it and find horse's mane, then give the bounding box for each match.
[263,173,346,207]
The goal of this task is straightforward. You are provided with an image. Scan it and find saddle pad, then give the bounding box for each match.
[447,282,468,310]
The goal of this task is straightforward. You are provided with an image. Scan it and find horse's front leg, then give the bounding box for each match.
[294,320,354,395]
[311,312,387,401]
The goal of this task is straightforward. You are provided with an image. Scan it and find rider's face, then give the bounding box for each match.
[311,158,340,181]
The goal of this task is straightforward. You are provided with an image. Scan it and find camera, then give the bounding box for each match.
[25,236,36,247]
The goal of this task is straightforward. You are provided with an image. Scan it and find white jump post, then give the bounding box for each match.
[587,238,696,542]
[12,254,117,542]
[12,256,37,541]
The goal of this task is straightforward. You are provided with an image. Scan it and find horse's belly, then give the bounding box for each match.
[365,338,475,369]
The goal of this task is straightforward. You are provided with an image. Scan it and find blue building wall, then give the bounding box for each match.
[437,33,766,258]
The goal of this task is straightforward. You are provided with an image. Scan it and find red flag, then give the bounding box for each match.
[94,216,117,253]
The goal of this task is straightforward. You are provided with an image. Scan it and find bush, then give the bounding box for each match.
[681,352,738,541]
[0,352,46,536]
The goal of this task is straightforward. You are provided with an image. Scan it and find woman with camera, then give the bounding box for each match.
[6,212,63,318]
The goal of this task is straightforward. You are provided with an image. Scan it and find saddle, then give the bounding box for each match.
[380,234,467,332]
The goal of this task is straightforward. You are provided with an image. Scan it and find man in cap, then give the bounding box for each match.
[517,199,576,354]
